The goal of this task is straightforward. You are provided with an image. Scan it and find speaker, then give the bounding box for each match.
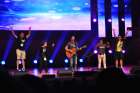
[74,71,99,78]
[42,74,56,79]
[130,66,140,75]
[57,69,73,77]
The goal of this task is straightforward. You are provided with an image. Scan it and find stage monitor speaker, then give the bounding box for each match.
[12,71,28,76]
[130,66,140,75]
[57,69,73,78]
[42,74,56,79]
[74,71,99,78]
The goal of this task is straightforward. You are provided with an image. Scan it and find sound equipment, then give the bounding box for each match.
[74,71,99,78]
[42,74,56,79]
[57,69,73,78]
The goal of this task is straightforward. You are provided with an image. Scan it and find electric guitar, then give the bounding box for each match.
[66,45,87,59]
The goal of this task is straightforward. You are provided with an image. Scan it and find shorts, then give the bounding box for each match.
[115,51,123,60]
[16,49,26,60]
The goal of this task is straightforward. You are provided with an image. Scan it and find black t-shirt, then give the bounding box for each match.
[97,44,106,54]
[41,47,47,57]
[16,37,27,50]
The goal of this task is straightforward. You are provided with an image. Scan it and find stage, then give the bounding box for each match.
[9,66,133,78]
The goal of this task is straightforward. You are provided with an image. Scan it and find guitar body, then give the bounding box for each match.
[66,48,76,59]
[65,45,87,59]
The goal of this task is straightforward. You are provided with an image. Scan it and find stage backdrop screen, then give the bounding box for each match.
[0,0,91,30]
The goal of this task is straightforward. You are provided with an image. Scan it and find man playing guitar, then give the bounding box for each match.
[65,36,79,70]
[65,36,86,70]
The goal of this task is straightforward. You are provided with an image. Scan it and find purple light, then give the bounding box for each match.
[121,18,125,21]
[94,50,98,54]
[122,50,126,54]
[93,18,97,22]
[108,19,112,22]
[108,50,113,54]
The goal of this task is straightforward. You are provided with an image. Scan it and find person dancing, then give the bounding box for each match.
[96,39,110,70]
[11,26,31,71]
[113,29,129,69]
[39,41,48,72]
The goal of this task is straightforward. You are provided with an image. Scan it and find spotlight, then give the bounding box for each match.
[79,59,84,63]
[33,60,38,64]
[108,19,112,22]
[93,18,97,22]
[108,50,113,54]
[43,57,47,61]
[122,50,126,54]
[49,59,53,64]
[64,59,69,63]
[1,60,6,65]
[121,18,125,21]
[94,50,98,54]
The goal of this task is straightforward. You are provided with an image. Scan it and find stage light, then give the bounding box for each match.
[94,50,98,54]
[108,50,113,54]
[121,18,125,22]
[64,59,69,63]
[43,57,47,61]
[33,60,38,64]
[49,59,53,64]
[79,59,84,63]
[1,61,6,65]
[93,18,97,22]
[108,19,112,22]
[122,50,126,54]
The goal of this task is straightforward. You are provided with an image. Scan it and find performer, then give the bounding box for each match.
[11,26,31,71]
[65,36,79,70]
[96,39,110,69]
[39,41,48,72]
[113,29,128,68]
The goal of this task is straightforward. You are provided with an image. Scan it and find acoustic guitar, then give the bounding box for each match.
[66,45,87,59]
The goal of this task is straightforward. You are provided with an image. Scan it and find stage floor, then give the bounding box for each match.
[9,66,133,78]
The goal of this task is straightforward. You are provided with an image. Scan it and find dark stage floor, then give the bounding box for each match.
[9,66,133,78]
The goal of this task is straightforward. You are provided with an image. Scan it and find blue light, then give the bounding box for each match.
[64,59,69,63]
[49,59,54,64]
[1,61,6,65]
[33,60,38,64]
[79,59,84,63]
